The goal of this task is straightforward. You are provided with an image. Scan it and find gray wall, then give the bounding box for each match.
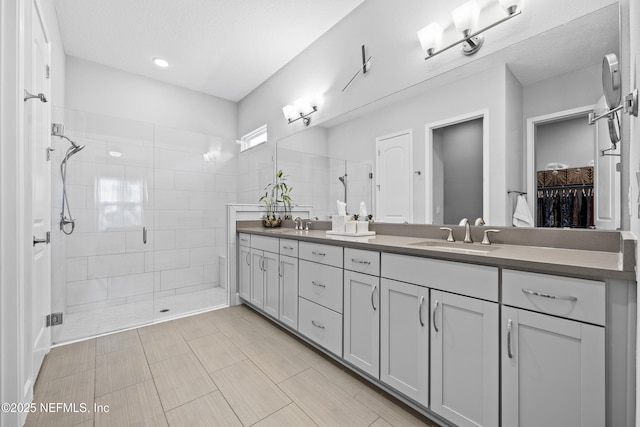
[536,116,595,170]
[435,119,483,224]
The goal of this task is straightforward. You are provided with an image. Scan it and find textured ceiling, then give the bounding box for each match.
[53,0,365,102]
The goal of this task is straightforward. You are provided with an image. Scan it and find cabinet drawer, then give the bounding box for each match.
[238,233,251,247]
[381,252,498,302]
[502,270,605,325]
[298,297,343,357]
[299,242,343,268]
[279,239,298,257]
[299,260,343,313]
[251,235,279,253]
[344,248,380,276]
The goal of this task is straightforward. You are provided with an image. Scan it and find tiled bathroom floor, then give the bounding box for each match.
[56,287,228,343]
[26,304,438,427]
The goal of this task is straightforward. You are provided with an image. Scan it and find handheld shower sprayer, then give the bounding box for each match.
[53,123,85,235]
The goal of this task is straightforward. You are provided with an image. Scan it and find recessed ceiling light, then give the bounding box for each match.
[153,57,169,68]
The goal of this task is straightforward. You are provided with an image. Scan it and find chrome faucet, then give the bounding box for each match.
[293,216,302,230]
[459,218,473,243]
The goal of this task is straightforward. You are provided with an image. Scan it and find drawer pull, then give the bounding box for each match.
[432,299,439,333]
[522,288,578,302]
[279,261,283,278]
[240,238,249,243]
[507,319,513,359]
[312,251,326,256]
[351,258,371,265]
[283,245,294,250]
[245,252,250,266]
[371,284,377,310]
[311,281,326,288]
[418,295,425,327]
[311,320,325,329]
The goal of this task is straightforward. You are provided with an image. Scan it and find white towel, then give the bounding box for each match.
[512,194,535,227]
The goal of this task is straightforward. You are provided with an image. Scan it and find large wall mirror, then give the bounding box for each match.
[276,3,620,228]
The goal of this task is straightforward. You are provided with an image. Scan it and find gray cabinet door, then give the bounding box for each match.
[279,255,298,330]
[380,278,429,406]
[343,270,380,378]
[430,290,499,427]
[238,246,251,301]
[250,249,264,309]
[502,306,605,427]
[263,251,279,318]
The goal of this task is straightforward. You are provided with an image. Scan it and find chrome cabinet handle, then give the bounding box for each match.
[507,319,513,359]
[283,245,294,250]
[432,299,439,332]
[351,258,371,265]
[371,284,377,310]
[143,226,147,244]
[312,251,326,256]
[260,257,265,271]
[522,288,577,302]
[311,281,326,288]
[311,320,325,329]
[418,295,425,327]
[279,261,283,278]
[245,252,250,266]
[240,237,249,243]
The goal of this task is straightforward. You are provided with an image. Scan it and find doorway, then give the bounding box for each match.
[426,112,488,225]
[375,130,413,223]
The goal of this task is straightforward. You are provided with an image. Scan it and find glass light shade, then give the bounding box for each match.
[417,23,443,54]
[498,0,522,14]
[452,1,480,34]
[294,98,313,115]
[282,104,297,120]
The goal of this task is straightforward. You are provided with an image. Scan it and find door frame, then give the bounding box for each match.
[425,110,490,224]
[375,129,414,223]
[525,105,595,224]
[0,0,28,426]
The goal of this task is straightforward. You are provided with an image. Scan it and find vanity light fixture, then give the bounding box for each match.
[282,97,318,126]
[418,0,523,60]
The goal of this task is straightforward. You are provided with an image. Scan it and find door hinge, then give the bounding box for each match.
[46,312,63,327]
[45,65,50,79]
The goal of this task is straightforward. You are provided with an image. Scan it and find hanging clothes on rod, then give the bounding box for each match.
[536,187,594,228]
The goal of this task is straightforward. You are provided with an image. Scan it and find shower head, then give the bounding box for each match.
[63,142,85,162]
[338,176,346,185]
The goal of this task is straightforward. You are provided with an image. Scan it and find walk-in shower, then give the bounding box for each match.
[50,109,230,344]
[53,124,85,235]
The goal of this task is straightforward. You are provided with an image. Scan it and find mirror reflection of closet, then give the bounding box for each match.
[534,115,595,228]
[432,118,483,225]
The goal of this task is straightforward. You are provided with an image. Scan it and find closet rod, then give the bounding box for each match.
[537,183,593,190]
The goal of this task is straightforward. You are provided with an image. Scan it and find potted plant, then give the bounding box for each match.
[259,169,294,227]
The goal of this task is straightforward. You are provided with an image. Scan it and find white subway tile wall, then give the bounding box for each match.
[54,109,233,343]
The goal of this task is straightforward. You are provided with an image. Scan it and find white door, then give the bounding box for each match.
[376,130,413,223]
[238,246,251,300]
[279,255,298,329]
[593,96,621,229]
[25,0,51,401]
[431,291,499,427]
[262,251,279,318]
[502,307,605,427]
[343,270,379,378]
[380,278,428,406]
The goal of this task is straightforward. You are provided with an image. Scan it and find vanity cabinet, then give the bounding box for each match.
[380,277,429,406]
[430,290,499,427]
[501,270,605,427]
[343,249,380,378]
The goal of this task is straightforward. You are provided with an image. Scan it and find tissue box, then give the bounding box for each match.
[332,215,346,232]
[356,221,369,233]
[345,220,357,233]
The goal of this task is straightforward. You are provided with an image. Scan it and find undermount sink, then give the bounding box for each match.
[408,240,501,255]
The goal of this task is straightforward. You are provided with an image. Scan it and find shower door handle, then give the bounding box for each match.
[143,227,147,244]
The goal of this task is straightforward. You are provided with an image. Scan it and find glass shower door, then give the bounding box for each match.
[53,109,155,343]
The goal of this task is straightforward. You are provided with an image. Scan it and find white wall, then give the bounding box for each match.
[535,116,595,169]
[65,56,237,139]
[238,0,619,141]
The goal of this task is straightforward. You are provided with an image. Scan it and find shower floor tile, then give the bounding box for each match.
[56,287,227,344]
